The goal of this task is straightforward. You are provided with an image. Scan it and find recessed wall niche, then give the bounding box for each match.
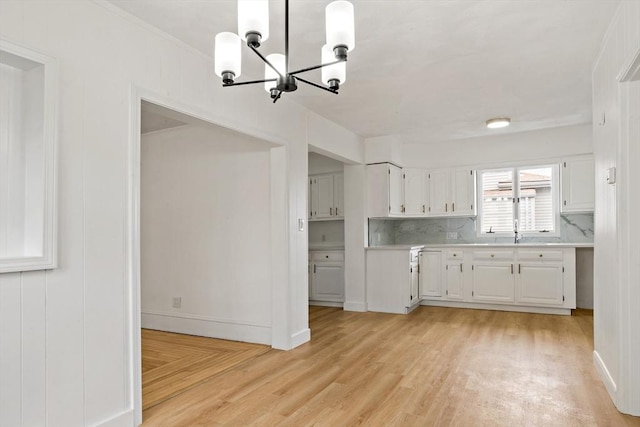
[0,40,57,273]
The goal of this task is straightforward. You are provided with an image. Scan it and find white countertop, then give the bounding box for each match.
[366,242,593,250]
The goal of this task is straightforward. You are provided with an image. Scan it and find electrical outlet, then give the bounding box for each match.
[446,232,458,240]
[172,297,182,308]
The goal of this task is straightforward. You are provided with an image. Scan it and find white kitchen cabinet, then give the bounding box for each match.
[410,256,420,305]
[471,250,515,303]
[404,168,428,215]
[419,250,442,298]
[428,168,476,217]
[366,163,404,217]
[561,156,595,213]
[516,250,564,305]
[444,249,465,299]
[309,251,344,303]
[366,247,422,313]
[309,173,344,220]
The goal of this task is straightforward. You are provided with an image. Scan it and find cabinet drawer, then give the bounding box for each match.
[473,250,514,261]
[447,250,464,260]
[311,251,344,262]
[517,250,563,261]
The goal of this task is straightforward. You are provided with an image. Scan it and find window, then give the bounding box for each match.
[478,165,559,236]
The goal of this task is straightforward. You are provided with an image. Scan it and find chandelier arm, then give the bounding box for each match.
[223,78,277,87]
[249,45,285,79]
[289,58,346,76]
[272,90,284,103]
[296,77,339,94]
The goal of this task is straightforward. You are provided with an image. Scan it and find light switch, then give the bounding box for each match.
[607,167,616,184]
[298,218,305,231]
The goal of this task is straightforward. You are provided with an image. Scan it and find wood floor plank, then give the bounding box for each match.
[142,307,640,426]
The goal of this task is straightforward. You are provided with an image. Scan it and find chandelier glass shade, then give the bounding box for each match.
[214,0,355,103]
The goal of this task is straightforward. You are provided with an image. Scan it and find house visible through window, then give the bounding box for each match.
[479,165,558,235]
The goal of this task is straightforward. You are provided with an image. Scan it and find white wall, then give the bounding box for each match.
[402,123,593,169]
[141,125,272,343]
[591,0,640,416]
[308,151,344,175]
[0,1,363,426]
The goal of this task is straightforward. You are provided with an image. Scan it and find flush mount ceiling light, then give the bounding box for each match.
[486,117,511,129]
[214,0,355,103]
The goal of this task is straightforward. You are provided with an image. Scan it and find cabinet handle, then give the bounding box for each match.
[335,207,338,215]
[460,263,463,273]
[422,204,425,213]
[539,254,543,258]
[445,203,448,212]
[314,264,316,273]
[452,203,455,212]
[519,264,521,274]
[330,207,333,216]
[511,264,514,274]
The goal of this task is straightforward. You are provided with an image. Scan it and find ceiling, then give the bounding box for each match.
[111,0,619,144]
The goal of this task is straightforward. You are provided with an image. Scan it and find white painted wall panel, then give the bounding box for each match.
[141,125,272,332]
[0,273,22,427]
[20,271,46,427]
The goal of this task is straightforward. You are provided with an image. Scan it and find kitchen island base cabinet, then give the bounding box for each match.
[366,248,422,314]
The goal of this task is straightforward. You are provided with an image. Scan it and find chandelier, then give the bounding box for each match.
[214,0,355,103]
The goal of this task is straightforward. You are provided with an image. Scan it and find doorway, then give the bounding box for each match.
[129,96,290,423]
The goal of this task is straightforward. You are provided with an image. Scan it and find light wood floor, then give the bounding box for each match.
[142,329,270,410]
[143,307,640,426]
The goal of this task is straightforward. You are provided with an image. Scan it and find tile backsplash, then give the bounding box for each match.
[369,214,594,246]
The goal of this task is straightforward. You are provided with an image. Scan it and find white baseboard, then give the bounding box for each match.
[291,328,311,348]
[420,300,572,315]
[593,350,617,400]
[92,409,134,427]
[141,310,271,345]
[309,300,344,308]
[343,301,367,312]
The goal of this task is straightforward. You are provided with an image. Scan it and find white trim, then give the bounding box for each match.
[617,46,640,83]
[141,309,269,328]
[91,409,134,427]
[291,328,311,348]
[594,350,617,399]
[0,40,58,274]
[343,301,367,312]
[309,301,344,308]
[141,311,272,345]
[420,299,572,316]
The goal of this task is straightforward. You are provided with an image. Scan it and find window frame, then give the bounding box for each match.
[477,164,561,238]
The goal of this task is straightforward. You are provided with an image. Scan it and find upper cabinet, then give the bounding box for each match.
[403,168,429,215]
[309,172,344,221]
[427,168,476,217]
[366,163,476,218]
[561,155,595,213]
[366,163,404,217]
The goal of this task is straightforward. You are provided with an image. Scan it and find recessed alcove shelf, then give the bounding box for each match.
[0,40,58,273]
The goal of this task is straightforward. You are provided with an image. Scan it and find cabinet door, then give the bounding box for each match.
[333,173,344,218]
[451,169,476,216]
[366,163,391,218]
[404,168,427,215]
[314,175,334,219]
[428,170,449,215]
[472,263,514,302]
[409,261,420,305]
[517,263,564,305]
[389,164,404,215]
[561,157,595,213]
[419,251,442,298]
[445,262,464,299]
[312,262,344,302]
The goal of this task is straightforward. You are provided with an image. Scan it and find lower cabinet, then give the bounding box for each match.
[417,246,576,315]
[419,250,443,298]
[367,247,422,314]
[309,251,344,304]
